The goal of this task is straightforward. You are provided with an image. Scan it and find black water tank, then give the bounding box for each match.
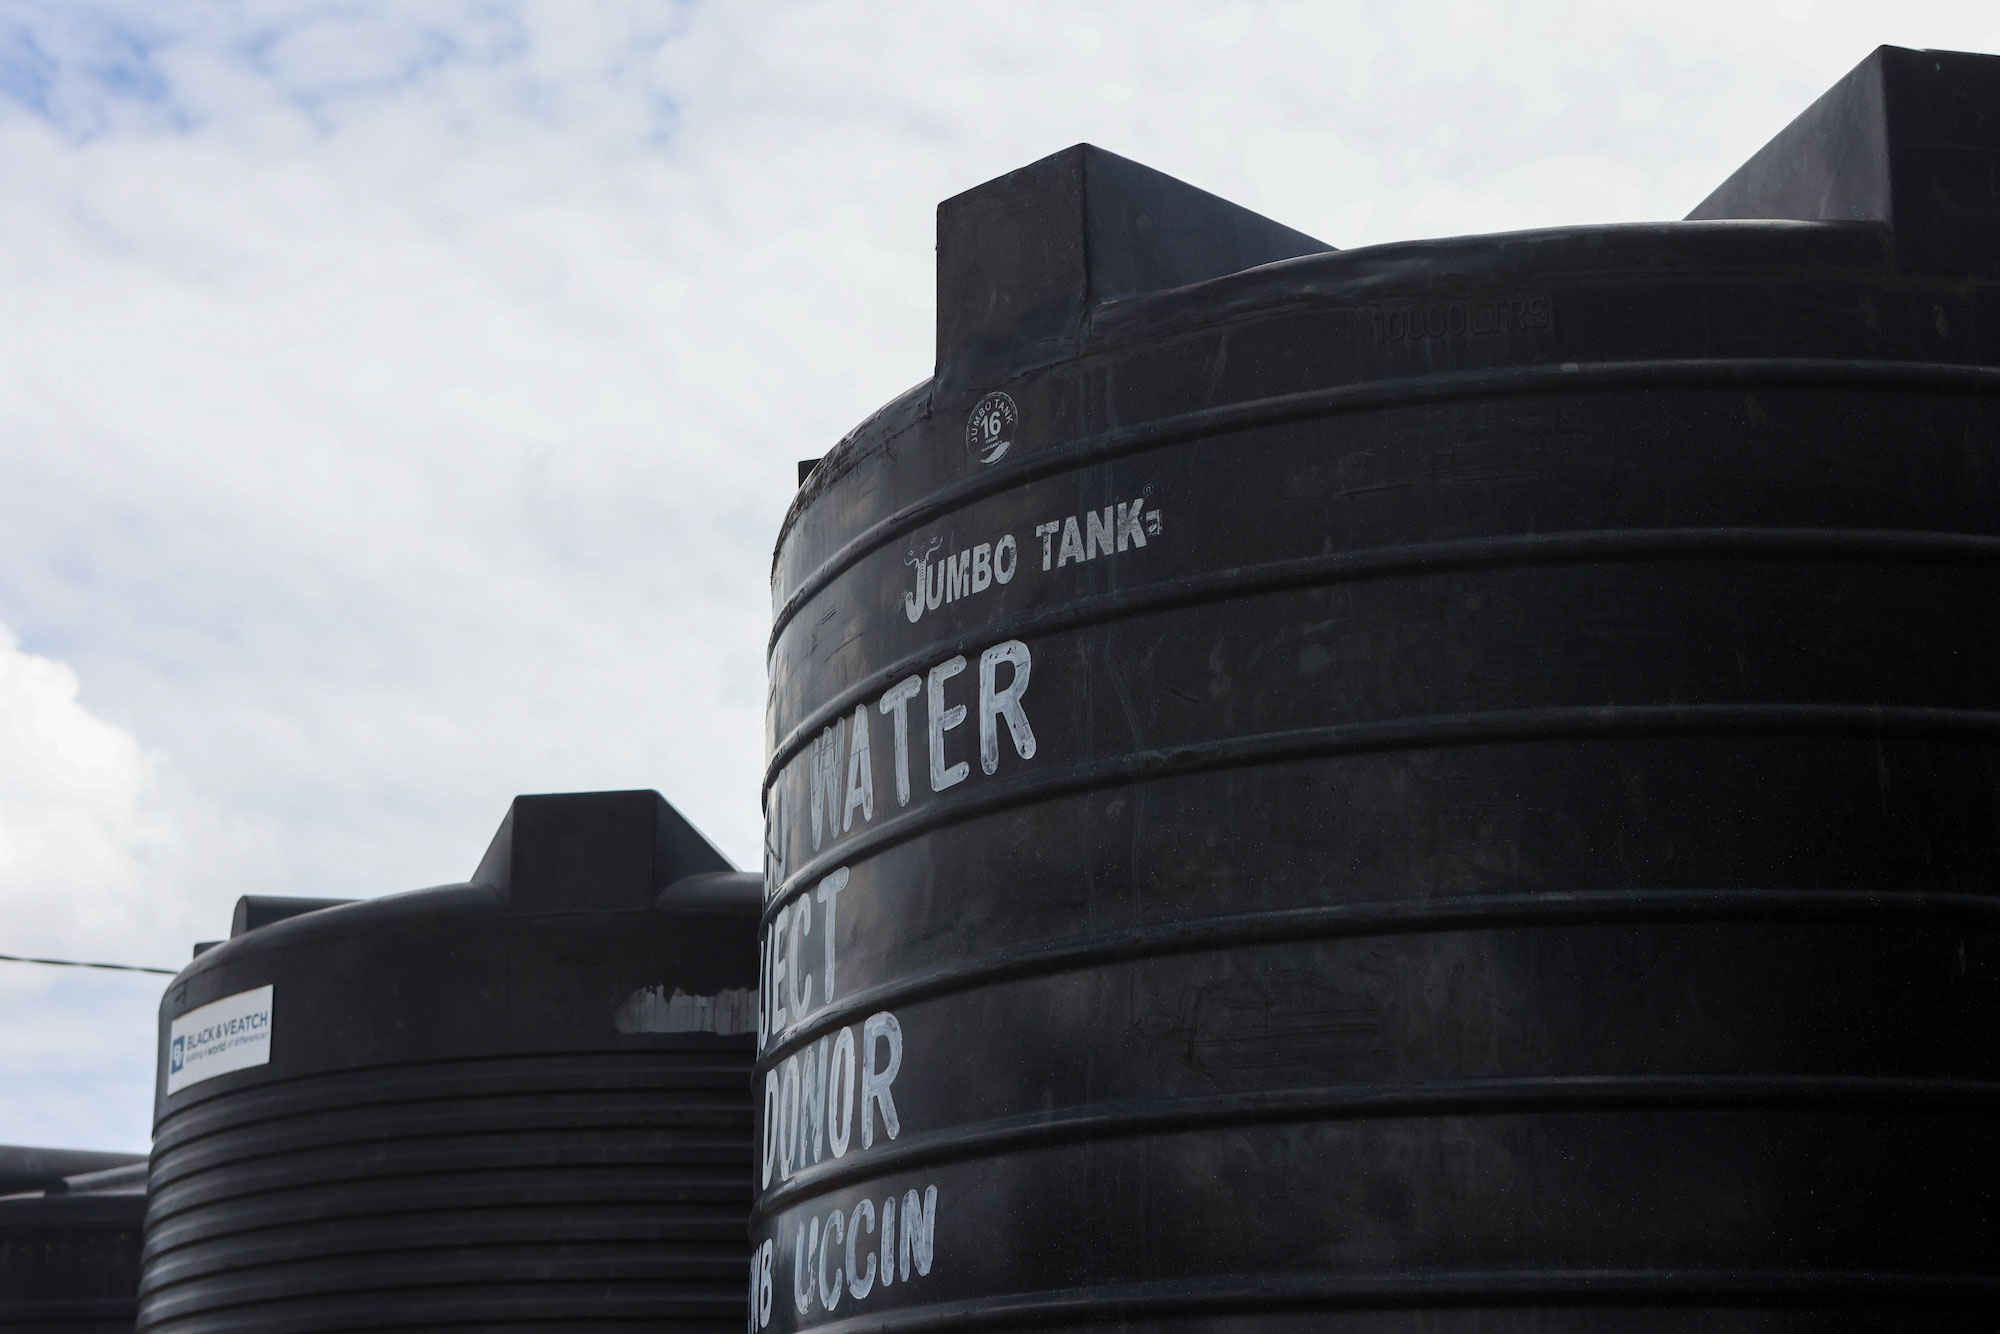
[138,791,761,1332]
[0,1150,147,1332]
[757,46,2000,1330]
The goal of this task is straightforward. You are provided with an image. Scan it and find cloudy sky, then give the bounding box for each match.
[3,0,1998,1152]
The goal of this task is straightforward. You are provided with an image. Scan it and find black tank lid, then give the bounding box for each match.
[934,144,1331,398]
[470,788,734,914]
[1690,45,2000,276]
[230,896,354,937]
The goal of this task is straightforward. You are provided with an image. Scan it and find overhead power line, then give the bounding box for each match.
[0,952,175,976]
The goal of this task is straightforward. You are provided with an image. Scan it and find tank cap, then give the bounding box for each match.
[230,896,356,938]
[935,144,1330,396]
[1690,45,2000,276]
[471,790,734,914]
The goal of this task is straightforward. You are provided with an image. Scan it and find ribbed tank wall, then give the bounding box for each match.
[754,49,2000,1334]
[140,1051,749,1331]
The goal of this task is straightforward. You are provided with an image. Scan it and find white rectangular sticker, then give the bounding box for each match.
[166,985,274,1094]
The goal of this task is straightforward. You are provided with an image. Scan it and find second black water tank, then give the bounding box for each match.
[138,790,760,1332]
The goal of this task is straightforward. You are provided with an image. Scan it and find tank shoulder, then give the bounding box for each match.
[777,376,933,561]
[172,882,500,980]
[1087,218,1897,348]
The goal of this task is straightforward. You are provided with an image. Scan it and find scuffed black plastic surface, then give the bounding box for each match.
[138,791,760,1332]
[758,46,2000,1332]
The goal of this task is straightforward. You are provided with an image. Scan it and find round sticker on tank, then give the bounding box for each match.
[966,391,1018,465]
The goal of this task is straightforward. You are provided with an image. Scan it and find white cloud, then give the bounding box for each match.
[0,620,262,1149]
[0,620,251,954]
[2,0,1999,1149]
[0,623,157,929]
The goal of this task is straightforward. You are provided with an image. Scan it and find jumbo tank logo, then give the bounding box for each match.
[966,391,1016,465]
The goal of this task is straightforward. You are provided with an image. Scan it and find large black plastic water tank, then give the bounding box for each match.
[0,1149,147,1332]
[138,791,760,1332]
[757,47,2000,1330]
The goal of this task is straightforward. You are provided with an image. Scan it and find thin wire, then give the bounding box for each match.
[0,952,175,976]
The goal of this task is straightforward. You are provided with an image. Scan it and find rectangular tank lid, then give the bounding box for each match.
[1690,45,2000,276]
[230,896,356,938]
[472,789,734,914]
[936,144,1330,396]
